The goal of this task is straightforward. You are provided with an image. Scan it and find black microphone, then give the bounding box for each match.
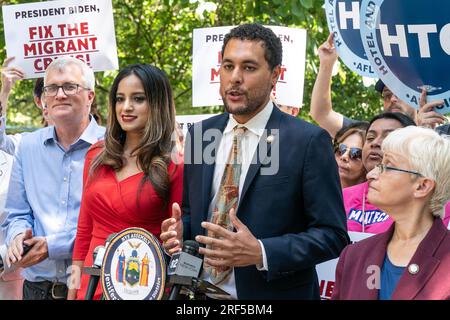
[84,233,117,300]
[0,244,32,271]
[167,240,203,300]
[84,246,102,300]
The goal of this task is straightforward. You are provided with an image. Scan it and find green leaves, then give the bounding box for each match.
[300,0,314,9]
[1,0,382,130]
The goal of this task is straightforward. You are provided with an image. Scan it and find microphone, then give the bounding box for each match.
[167,240,203,300]
[84,233,117,300]
[84,246,102,300]
[0,244,32,272]
[93,233,117,268]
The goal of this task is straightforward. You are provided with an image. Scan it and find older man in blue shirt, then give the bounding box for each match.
[1,57,105,300]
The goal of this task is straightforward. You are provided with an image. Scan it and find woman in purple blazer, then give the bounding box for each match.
[332,126,450,300]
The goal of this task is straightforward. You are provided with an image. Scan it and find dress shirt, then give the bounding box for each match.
[0,116,24,155]
[203,101,273,299]
[0,150,17,278]
[2,116,105,283]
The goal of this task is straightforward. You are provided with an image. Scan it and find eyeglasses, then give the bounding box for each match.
[375,164,423,177]
[334,143,362,161]
[43,83,89,97]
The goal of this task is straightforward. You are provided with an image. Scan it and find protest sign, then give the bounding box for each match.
[325,0,376,77]
[192,26,307,108]
[360,0,450,114]
[2,0,119,78]
[316,231,374,299]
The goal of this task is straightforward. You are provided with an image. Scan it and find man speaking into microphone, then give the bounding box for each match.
[161,23,349,300]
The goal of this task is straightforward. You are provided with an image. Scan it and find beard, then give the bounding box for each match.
[222,86,271,116]
[386,104,416,120]
[386,104,403,113]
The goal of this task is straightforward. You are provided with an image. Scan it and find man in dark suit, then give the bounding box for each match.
[161,23,349,299]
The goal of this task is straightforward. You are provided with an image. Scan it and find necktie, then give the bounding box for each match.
[204,126,247,285]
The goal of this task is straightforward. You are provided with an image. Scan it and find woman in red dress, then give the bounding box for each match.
[68,64,183,300]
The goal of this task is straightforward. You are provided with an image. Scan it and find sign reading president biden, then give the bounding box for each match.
[360,0,450,114]
[325,0,376,77]
[192,26,307,108]
[2,0,119,78]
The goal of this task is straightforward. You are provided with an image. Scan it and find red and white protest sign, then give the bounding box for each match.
[192,26,307,108]
[2,0,119,78]
[316,231,374,300]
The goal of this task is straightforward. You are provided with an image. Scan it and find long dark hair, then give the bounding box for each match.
[90,64,176,207]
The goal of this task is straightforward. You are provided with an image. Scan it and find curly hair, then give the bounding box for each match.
[222,23,282,70]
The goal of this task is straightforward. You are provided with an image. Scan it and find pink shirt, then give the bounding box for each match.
[343,182,450,233]
[343,182,392,234]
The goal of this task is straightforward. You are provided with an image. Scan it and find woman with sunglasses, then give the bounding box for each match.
[332,126,450,300]
[333,122,368,188]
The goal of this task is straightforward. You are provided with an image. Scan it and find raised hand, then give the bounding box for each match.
[160,202,183,255]
[1,57,25,96]
[417,89,446,129]
[318,32,338,67]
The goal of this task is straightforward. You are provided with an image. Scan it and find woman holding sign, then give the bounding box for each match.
[69,64,183,300]
[333,126,450,300]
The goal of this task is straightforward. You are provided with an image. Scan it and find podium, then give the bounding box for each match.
[83,227,231,300]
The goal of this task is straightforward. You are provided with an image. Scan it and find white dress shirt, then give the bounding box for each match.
[202,101,273,299]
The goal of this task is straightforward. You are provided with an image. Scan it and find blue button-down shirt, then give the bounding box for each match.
[1,116,105,283]
[0,116,26,155]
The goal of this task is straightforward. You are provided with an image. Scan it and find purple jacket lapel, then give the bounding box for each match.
[392,218,446,300]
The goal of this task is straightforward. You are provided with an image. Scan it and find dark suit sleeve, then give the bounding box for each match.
[181,126,193,242]
[261,128,350,281]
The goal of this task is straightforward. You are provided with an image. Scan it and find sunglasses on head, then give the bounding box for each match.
[334,143,362,160]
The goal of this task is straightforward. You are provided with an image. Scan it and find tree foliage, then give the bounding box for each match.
[0,0,383,129]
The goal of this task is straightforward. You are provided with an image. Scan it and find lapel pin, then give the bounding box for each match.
[408,263,419,275]
[266,135,275,144]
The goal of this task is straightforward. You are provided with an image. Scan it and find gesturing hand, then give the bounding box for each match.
[160,202,183,255]
[417,89,446,129]
[196,208,263,268]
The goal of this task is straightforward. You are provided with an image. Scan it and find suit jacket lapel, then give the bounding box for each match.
[238,105,281,212]
[392,219,446,300]
[201,113,229,222]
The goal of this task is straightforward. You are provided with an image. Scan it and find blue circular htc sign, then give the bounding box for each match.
[360,0,450,114]
[326,0,377,77]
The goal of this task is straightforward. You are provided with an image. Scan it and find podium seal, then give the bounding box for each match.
[101,228,166,300]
